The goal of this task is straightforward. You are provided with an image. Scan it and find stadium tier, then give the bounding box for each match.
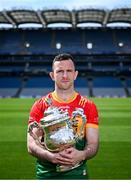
[0,16,131,97]
[0,28,131,55]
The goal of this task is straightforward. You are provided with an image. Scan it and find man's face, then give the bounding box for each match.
[50,59,78,90]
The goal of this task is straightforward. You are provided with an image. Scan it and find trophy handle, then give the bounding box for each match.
[28,121,46,148]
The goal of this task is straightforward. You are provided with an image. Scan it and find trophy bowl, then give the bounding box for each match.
[40,106,76,152]
[40,106,79,172]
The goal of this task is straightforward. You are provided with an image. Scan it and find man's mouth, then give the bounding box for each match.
[61,80,69,83]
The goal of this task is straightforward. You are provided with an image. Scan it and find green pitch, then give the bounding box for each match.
[0,97,131,179]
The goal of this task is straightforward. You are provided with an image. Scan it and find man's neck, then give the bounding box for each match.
[53,89,76,102]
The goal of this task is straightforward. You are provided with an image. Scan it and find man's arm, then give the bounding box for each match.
[27,127,54,162]
[83,127,99,160]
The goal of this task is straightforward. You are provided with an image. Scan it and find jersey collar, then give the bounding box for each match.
[51,91,78,103]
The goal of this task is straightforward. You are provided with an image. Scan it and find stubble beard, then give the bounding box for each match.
[56,81,73,91]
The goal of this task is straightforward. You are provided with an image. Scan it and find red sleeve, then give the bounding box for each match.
[28,98,46,124]
[85,101,99,128]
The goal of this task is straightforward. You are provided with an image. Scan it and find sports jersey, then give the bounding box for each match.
[28,91,99,179]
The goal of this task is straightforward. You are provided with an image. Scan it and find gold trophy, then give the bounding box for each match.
[28,98,86,172]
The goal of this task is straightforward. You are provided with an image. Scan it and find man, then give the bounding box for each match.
[27,53,99,179]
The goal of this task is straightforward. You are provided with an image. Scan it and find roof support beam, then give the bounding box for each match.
[2,10,16,28]
[37,10,47,28]
[103,11,110,27]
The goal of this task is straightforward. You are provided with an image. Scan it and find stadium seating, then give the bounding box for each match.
[1,28,131,55]
[0,28,131,97]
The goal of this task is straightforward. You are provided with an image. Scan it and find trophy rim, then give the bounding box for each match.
[40,115,69,127]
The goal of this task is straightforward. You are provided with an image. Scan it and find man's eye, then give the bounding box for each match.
[57,70,63,73]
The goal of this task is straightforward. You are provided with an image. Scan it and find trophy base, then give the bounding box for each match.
[56,163,81,172]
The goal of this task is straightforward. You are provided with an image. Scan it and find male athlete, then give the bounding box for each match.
[27,53,99,179]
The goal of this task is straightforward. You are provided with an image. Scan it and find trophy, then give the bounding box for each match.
[28,98,86,172]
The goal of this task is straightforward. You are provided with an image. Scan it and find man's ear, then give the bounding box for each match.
[74,70,78,80]
[49,72,54,81]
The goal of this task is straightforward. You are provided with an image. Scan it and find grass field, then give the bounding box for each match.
[0,97,131,179]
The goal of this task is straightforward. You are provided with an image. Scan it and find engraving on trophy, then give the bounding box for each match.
[40,106,75,152]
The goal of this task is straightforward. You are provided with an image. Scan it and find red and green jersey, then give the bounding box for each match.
[28,91,99,178]
[29,91,98,127]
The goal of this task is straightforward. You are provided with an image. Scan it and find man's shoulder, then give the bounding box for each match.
[79,94,94,105]
[34,92,52,106]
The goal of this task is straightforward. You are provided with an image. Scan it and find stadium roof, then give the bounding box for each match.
[0,8,131,28]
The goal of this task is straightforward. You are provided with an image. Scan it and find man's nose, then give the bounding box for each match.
[63,71,68,78]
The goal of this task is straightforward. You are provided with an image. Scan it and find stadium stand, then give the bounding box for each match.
[0,8,131,97]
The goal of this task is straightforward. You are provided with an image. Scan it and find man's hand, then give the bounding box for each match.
[57,147,85,166]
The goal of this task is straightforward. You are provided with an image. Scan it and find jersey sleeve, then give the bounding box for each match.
[85,101,99,128]
[28,98,45,124]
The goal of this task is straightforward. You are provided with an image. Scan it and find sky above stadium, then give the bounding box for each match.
[0,0,131,10]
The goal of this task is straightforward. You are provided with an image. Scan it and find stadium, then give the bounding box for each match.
[0,6,131,179]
